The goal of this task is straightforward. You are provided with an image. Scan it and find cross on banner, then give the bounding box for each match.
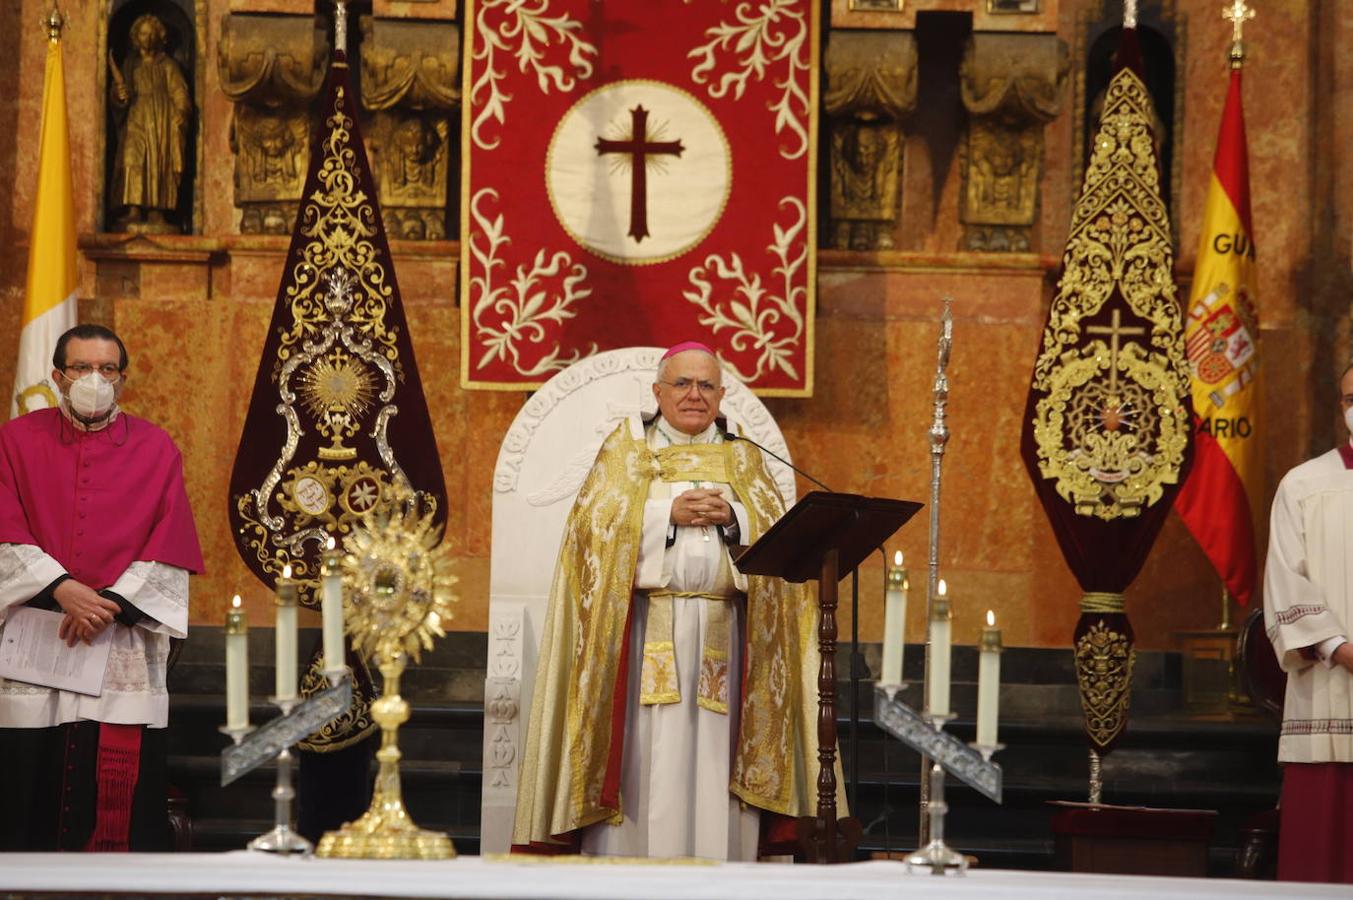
[595,105,684,243]
[1087,308,1146,394]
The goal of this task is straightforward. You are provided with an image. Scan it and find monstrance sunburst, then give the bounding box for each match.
[315,493,458,859]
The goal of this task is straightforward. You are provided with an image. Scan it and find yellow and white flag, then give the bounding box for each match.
[11,25,77,418]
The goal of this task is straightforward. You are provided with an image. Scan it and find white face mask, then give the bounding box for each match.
[67,371,118,421]
[1344,406,1353,437]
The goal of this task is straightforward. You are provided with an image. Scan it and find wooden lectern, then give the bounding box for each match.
[735,491,923,863]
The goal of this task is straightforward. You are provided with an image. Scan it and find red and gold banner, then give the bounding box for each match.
[1019,32,1193,757]
[1174,67,1260,607]
[461,0,818,395]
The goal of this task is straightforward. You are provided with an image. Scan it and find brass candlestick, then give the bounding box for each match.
[316,493,458,859]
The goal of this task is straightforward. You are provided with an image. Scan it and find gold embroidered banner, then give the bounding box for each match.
[228,43,447,607]
[1019,32,1193,755]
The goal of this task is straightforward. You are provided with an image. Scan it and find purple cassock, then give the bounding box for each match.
[0,408,203,585]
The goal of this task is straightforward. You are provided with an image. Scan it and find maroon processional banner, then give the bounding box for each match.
[461,0,819,395]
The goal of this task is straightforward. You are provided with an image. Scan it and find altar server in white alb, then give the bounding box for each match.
[1263,362,1353,884]
[513,342,831,860]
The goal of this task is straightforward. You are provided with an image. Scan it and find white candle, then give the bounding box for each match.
[321,537,345,674]
[274,566,298,701]
[881,551,908,685]
[977,609,1003,748]
[225,595,249,731]
[927,579,952,718]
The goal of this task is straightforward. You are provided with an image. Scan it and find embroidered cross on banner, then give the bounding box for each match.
[595,105,684,243]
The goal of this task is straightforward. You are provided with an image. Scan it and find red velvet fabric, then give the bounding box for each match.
[1278,762,1353,883]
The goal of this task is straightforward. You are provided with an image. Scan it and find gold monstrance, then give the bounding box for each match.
[316,496,458,859]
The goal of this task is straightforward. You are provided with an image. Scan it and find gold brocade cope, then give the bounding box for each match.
[654,443,730,486]
[511,422,827,848]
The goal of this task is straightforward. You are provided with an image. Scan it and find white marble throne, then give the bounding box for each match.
[479,347,797,853]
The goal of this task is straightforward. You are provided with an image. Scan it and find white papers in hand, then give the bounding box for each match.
[0,607,112,696]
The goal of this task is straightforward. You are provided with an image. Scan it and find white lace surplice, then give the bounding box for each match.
[0,545,189,729]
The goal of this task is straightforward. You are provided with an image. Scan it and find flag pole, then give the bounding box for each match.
[45,4,64,42]
[1225,0,1254,70]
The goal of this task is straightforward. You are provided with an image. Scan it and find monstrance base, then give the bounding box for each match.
[316,812,455,860]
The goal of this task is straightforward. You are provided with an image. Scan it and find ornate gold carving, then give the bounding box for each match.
[1074,617,1135,753]
[1028,67,1190,521]
[959,33,1068,252]
[218,14,328,234]
[341,494,457,664]
[823,30,917,250]
[359,17,460,240]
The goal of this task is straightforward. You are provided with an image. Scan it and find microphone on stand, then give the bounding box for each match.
[718,429,836,493]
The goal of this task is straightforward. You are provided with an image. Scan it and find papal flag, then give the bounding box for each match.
[11,15,77,418]
[1174,61,1260,607]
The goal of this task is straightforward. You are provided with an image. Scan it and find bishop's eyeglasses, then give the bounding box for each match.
[658,378,721,397]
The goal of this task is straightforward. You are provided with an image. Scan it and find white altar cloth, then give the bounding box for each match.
[0,853,1343,899]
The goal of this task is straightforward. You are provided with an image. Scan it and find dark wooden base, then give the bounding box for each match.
[1049,801,1216,877]
[796,814,863,864]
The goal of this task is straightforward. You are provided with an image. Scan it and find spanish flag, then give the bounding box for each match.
[11,21,77,418]
[1174,65,1260,606]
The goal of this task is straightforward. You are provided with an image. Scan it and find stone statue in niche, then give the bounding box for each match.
[371,112,450,239]
[108,13,191,234]
[963,118,1041,251]
[218,13,328,235]
[388,117,444,197]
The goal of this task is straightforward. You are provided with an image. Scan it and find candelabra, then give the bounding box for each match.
[873,299,1003,876]
[220,671,354,855]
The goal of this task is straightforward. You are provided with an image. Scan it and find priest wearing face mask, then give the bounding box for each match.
[512,342,831,860]
[0,324,203,851]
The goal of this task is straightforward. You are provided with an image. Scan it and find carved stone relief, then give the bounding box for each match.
[823,30,918,251]
[958,32,1069,252]
[218,13,327,234]
[359,17,460,241]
